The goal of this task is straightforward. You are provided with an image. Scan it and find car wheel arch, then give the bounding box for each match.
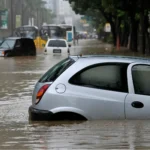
[50,107,89,120]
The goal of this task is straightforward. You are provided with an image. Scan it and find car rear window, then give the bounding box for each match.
[39,58,75,83]
[48,40,67,47]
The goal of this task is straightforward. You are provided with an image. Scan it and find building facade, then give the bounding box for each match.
[0,0,12,38]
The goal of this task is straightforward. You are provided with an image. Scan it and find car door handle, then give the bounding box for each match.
[131,101,144,108]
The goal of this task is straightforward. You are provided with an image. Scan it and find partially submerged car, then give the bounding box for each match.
[29,55,150,121]
[44,39,70,55]
[0,37,36,57]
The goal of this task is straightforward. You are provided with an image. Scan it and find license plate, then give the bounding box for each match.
[53,49,61,53]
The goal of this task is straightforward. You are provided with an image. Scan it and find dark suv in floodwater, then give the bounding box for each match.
[0,37,36,57]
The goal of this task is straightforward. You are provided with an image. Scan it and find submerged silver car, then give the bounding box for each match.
[29,55,150,121]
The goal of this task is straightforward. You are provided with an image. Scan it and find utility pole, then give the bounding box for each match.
[37,8,39,27]
[10,0,13,35]
[21,0,24,26]
[140,0,145,54]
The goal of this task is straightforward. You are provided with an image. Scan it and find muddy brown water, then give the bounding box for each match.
[0,39,150,149]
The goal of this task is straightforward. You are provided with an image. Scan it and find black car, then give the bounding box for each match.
[0,37,36,57]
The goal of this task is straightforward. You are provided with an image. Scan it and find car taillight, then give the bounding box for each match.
[35,84,50,104]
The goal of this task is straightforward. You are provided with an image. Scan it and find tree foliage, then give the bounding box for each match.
[69,0,150,53]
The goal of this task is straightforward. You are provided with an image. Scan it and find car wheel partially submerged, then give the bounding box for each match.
[51,112,87,121]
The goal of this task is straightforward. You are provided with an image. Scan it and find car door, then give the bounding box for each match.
[125,63,150,119]
[68,63,129,120]
[14,40,22,56]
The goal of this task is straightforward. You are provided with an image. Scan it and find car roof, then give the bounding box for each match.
[6,37,33,40]
[48,39,67,42]
[70,55,150,63]
[22,25,38,29]
[6,37,21,40]
[42,24,58,27]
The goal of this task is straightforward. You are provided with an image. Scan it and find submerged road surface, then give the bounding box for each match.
[0,39,150,149]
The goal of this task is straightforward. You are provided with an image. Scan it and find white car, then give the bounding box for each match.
[29,55,150,121]
[44,39,70,55]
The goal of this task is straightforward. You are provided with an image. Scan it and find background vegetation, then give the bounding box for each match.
[69,0,150,54]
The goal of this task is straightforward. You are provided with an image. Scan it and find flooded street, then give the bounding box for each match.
[0,40,150,149]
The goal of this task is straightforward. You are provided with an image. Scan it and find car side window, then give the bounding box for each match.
[15,40,21,47]
[132,65,150,96]
[69,63,128,93]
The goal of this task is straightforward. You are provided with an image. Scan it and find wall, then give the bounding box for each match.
[0,0,12,38]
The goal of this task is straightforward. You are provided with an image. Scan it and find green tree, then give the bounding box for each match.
[69,0,150,54]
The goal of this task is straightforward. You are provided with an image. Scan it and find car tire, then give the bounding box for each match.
[51,112,87,121]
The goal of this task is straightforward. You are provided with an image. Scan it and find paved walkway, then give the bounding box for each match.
[72,39,150,58]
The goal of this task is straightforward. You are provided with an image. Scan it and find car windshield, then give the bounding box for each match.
[0,39,15,49]
[39,58,75,83]
[0,40,3,45]
[48,40,67,47]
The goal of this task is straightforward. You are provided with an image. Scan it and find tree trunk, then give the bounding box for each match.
[140,0,146,54]
[128,1,139,52]
[98,7,116,46]
[130,20,138,52]
[116,18,121,50]
[121,23,129,47]
[146,32,150,53]
[110,22,117,46]
[145,12,150,53]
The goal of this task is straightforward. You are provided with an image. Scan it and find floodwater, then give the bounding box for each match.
[0,39,150,149]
